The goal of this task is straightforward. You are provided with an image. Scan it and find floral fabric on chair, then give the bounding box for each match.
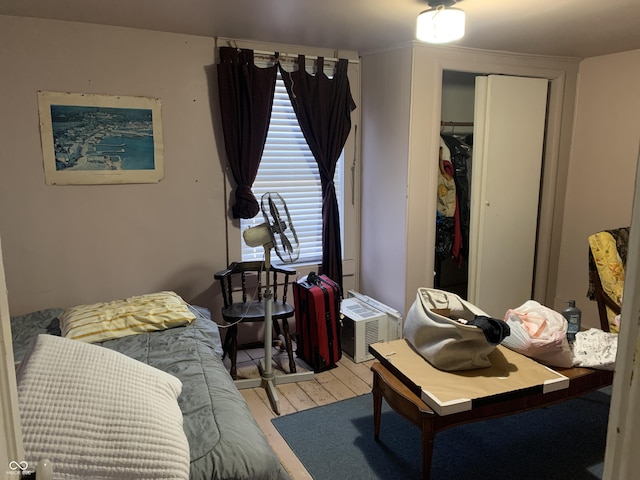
[587,228,629,332]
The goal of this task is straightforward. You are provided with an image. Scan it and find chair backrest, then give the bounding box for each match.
[215,261,296,309]
[587,227,629,332]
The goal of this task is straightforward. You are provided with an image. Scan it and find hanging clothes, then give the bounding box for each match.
[441,134,472,260]
[437,140,456,217]
[435,139,462,263]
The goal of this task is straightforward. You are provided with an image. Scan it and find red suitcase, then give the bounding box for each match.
[294,272,342,372]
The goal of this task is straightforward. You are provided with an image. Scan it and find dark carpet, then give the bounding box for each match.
[272,387,611,480]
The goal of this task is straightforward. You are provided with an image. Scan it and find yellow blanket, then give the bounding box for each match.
[60,291,196,343]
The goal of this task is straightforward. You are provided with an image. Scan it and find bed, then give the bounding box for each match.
[11,292,290,480]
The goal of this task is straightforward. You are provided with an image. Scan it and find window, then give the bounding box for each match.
[240,76,343,266]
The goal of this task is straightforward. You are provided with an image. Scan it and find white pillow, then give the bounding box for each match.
[60,291,195,343]
[17,334,190,479]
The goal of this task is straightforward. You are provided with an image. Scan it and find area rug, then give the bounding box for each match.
[272,387,611,480]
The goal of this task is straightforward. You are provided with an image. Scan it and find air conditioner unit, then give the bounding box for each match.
[340,291,403,363]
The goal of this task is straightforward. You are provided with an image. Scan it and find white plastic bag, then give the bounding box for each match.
[501,300,574,368]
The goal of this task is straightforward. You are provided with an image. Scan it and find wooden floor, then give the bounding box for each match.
[224,344,377,480]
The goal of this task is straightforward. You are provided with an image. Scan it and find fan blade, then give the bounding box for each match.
[261,192,300,263]
[268,194,286,234]
[279,229,294,254]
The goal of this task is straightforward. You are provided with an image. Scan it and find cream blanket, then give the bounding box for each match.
[17,334,190,479]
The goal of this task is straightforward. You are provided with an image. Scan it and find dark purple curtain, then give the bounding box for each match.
[279,56,356,289]
[217,47,277,219]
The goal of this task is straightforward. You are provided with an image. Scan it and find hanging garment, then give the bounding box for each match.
[441,134,472,259]
[435,212,455,260]
[437,141,457,217]
[437,138,463,263]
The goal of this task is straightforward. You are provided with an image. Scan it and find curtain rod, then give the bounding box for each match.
[252,48,359,65]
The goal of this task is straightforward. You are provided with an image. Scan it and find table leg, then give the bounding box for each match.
[371,362,436,479]
[373,377,382,440]
[421,420,435,480]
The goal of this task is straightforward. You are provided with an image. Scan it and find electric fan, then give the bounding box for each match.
[243,192,300,264]
[241,192,312,414]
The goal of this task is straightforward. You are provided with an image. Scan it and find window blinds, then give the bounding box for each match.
[240,77,343,265]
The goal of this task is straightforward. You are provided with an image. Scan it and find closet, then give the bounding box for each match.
[360,43,578,319]
[436,71,549,317]
[435,71,477,299]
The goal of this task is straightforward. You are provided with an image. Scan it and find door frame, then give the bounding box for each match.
[431,56,572,309]
[1,234,23,472]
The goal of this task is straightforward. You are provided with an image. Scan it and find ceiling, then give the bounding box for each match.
[2,0,640,59]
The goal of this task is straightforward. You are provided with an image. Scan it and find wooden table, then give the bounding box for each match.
[371,360,613,479]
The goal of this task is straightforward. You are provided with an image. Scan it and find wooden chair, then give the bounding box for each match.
[214,261,297,379]
[590,269,620,332]
[588,227,629,332]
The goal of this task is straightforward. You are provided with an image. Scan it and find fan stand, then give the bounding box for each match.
[233,244,315,415]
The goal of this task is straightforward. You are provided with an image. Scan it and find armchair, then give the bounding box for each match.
[587,227,629,332]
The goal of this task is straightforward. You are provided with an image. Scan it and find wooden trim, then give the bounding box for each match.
[603,147,640,478]
[0,235,23,470]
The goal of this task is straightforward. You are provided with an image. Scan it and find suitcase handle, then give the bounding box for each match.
[307,271,321,286]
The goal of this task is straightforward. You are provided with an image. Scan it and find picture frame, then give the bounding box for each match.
[38,91,164,185]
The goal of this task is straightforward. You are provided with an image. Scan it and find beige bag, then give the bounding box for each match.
[403,288,509,371]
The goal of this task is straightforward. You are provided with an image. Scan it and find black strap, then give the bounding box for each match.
[467,316,511,345]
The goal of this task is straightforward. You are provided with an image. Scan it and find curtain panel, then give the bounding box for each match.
[217,47,277,219]
[279,56,357,288]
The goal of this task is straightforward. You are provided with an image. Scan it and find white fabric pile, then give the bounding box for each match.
[572,328,618,371]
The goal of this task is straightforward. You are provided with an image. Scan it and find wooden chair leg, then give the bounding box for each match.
[273,319,282,338]
[273,319,285,350]
[281,319,297,373]
[222,328,231,360]
[228,324,238,380]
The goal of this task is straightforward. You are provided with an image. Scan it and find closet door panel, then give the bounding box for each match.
[468,75,548,317]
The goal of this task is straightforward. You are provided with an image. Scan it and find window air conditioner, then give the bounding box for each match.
[340,291,403,363]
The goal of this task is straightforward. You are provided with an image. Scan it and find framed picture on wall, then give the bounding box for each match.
[37,91,164,185]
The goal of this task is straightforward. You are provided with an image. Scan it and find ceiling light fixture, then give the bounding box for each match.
[416,0,465,44]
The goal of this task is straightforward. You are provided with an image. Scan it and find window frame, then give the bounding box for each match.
[220,39,360,290]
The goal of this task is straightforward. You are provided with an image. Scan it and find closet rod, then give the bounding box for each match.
[441,121,474,127]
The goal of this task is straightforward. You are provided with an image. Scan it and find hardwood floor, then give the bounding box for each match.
[226,345,377,479]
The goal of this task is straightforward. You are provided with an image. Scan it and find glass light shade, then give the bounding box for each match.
[416,7,465,44]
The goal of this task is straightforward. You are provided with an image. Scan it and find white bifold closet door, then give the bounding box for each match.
[467,75,548,318]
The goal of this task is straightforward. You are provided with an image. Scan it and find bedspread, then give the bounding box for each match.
[11,305,290,480]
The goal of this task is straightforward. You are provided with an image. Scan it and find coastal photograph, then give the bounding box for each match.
[51,104,155,172]
[38,91,164,185]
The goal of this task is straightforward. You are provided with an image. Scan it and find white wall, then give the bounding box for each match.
[359,45,413,311]
[0,15,227,315]
[441,70,476,130]
[555,49,640,327]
